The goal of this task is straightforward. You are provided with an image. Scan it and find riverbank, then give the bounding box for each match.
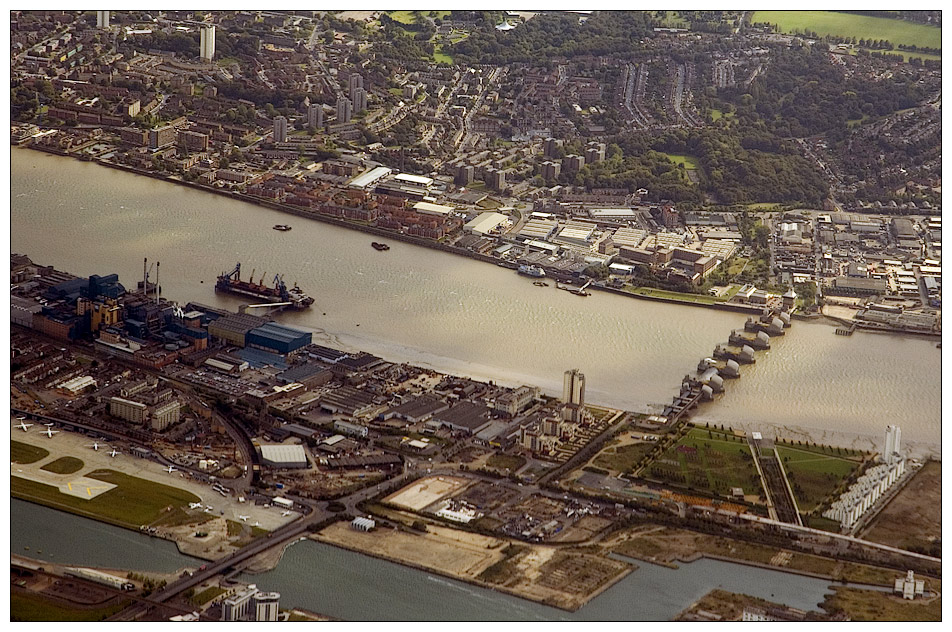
[311,521,632,612]
[603,523,937,586]
[20,145,874,329]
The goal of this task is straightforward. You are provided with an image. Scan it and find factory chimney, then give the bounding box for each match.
[155,261,160,304]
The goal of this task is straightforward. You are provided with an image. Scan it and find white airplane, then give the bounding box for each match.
[14,421,32,432]
[281,510,293,517]
[189,502,203,509]
[42,426,59,438]
[205,504,213,511]
[238,515,250,522]
[166,465,177,474]
[108,449,120,458]
[86,442,107,451]
[253,521,260,528]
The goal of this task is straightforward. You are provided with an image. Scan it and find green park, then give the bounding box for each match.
[752,11,941,51]
[641,427,764,500]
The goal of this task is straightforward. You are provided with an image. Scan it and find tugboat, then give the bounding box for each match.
[273,224,292,231]
[371,242,390,251]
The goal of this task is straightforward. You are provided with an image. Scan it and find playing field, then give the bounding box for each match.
[752,11,941,50]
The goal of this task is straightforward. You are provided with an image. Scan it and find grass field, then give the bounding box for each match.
[11,592,130,622]
[645,428,763,499]
[12,440,50,464]
[432,43,453,65]
[776,445,864,512]
[188,586,227,607]
[40,456,85,475]
[751,11,941,50]
[820,585,941,621]
[486,453,526,472]
[11,469,200,528]
[630,287,719,305]
[593,442,655,475]
[386,11,419,24]
[662,152,700,171]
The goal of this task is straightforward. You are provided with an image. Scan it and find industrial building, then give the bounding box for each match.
[430,400,492,435]
[463,211,509,236]
[208,313,269,347]
[246,322,312,355]
[333,419,369,438]
[259,443,309,469]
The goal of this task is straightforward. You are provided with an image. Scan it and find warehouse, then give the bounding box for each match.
[348,166,392,190]
[208,313,269,347]
[259,443,309,469]
[320,386,381,417]
[381,394,450,423]
[246,322,312,355]
[463,211,509,236]
[430,400,493,435]
[412,201,456,216]
[518,218,558,241]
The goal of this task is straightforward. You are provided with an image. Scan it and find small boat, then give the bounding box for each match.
[273,224,292,231]
[533,281,549,287]
[372,242,390,251]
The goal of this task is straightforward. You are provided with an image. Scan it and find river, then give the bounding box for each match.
[12,500,843,620]
[10,149,941,451]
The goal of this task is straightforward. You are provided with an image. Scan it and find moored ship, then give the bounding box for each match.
[215,263,315,309]
[517,264,546,278]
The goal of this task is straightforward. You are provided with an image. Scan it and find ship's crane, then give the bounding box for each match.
[222,262,241,281]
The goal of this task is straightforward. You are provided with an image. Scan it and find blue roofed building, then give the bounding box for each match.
[246,322,312,355]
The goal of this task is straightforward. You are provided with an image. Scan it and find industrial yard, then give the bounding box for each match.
[315,520,631,612]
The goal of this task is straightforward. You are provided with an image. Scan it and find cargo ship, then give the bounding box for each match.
[215,263,315,309]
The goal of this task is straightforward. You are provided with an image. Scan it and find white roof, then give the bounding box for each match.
[259,444,308,465]
[323,434,346,445]
[590,208,636,218]
[464,211,509,235]
[348,166,392,189]
[396,173,433,186]
[59,375,96,391]
[413,201,455,215]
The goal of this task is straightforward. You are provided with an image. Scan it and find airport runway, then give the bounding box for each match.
[11,416,297,531]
